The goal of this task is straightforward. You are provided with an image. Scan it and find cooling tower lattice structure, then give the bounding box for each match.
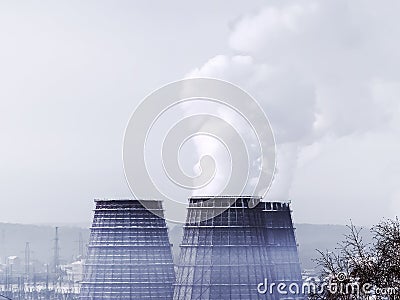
[263,202,303,291]
[173,197,303,300]
[80,199,175,300]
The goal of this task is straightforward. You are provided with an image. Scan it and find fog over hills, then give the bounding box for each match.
[0,223,90,265]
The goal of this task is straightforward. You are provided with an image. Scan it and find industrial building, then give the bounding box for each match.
[173,197,303,300]
[80,199,175,299]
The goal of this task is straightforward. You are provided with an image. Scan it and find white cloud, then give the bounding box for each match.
[229,3,318,54]
[188,0,400,224]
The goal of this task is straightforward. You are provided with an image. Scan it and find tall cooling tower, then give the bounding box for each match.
[80,199,175,300]
[173,197,303,300]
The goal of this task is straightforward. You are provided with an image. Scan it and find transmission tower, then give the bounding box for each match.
[53,227,60,274]
[24,242,30,281]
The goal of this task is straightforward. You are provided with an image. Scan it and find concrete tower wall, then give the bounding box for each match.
[80,199,175,300]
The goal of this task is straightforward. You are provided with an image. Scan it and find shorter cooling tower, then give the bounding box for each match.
[80,199,175,300]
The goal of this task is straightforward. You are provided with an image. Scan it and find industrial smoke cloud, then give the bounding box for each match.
[186,0,400,223]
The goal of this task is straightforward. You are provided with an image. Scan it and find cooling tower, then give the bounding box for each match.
[173,197,303,300]
[80,199,175,299]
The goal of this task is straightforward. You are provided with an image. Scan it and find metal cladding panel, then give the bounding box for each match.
[80,199,175,300]
[174,198,303,300]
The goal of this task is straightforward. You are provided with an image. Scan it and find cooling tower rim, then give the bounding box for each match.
[189,196,291,201]
[189,196,291,204]
[94,198,164,202]
[190,195,262,199]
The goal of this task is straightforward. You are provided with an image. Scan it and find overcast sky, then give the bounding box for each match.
[1,0,399,226]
